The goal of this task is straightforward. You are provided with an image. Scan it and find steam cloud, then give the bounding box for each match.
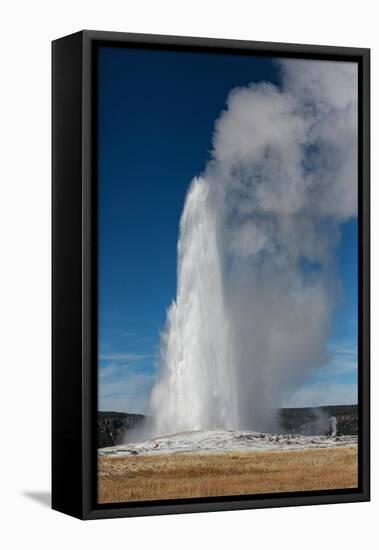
[148,59,357,436]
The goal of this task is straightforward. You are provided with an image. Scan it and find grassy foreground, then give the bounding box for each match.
[98,446,357,504]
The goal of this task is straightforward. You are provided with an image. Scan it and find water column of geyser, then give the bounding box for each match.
[148,59,358,437]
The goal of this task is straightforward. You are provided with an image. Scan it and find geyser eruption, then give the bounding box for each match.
[148,59,357,436]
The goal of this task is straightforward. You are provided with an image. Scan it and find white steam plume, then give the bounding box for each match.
[148,59,357,436]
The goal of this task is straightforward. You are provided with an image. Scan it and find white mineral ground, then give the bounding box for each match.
[98,430,357,457]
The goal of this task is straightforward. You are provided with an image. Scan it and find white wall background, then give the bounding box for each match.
[0,1,376,548]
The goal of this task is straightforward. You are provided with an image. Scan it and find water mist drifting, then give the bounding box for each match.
[148,59,358,437]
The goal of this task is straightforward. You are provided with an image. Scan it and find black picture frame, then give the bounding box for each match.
[52,30,370,520]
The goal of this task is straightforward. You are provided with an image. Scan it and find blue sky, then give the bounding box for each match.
[97,46,357,413]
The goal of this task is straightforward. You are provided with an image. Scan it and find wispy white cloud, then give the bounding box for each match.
[328,343,357,356]
[99,352,153,361]
[283,381,357,408]
[281,341,357,408]
[99,369,155,414]
[99,363,130,380]
[324,343,357,375]
[139,336,154,343]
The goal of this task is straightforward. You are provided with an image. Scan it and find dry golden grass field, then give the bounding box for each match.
[98,447,357,504]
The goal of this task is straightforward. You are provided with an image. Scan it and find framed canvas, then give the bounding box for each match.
[52,30,370,520]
